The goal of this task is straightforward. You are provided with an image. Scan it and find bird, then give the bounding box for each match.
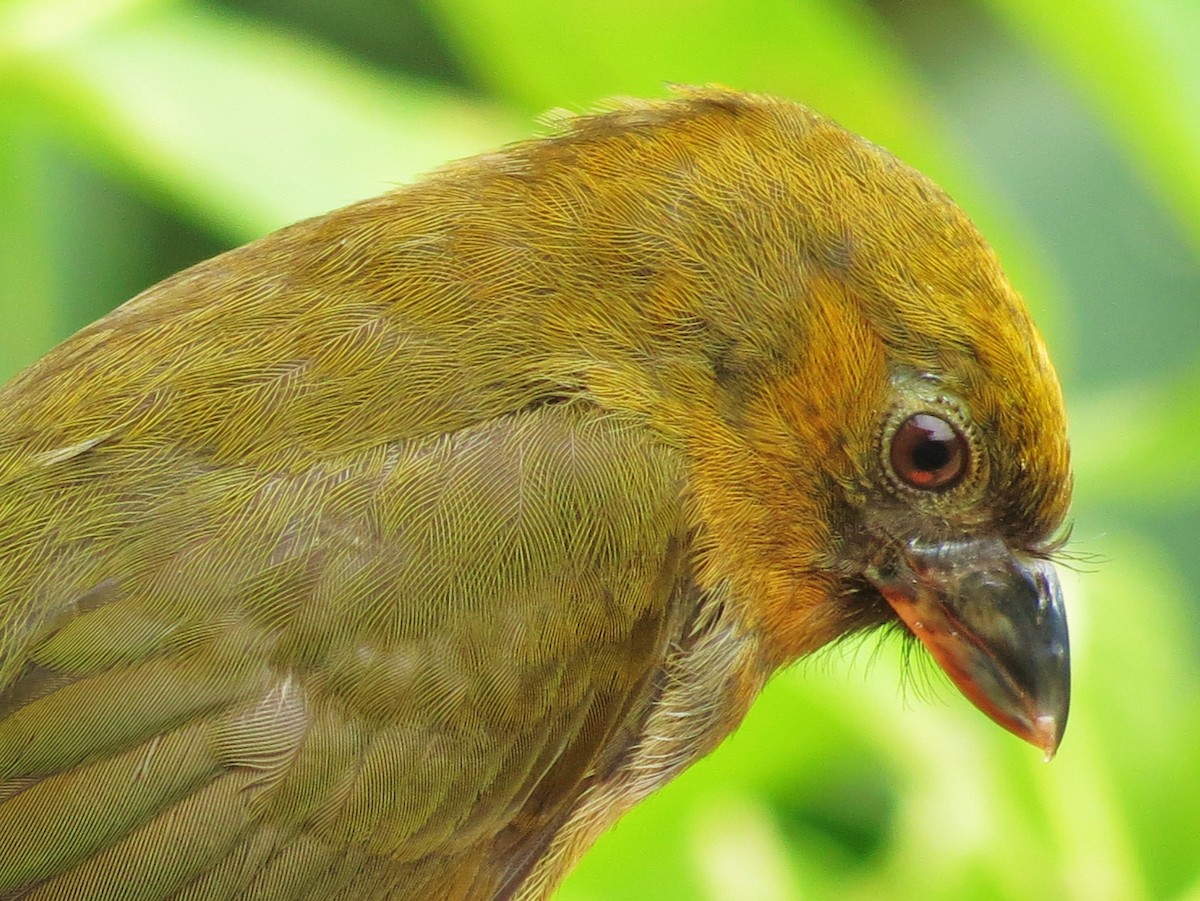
[0,86,1071,900]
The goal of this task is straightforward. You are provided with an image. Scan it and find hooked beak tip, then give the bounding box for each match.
[1033,714,1061,762]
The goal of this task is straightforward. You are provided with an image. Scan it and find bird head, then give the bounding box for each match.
[677,92,1072,757]
[531,89,1073,757]
[777,111,1071,759]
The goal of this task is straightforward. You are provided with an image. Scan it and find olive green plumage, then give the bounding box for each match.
[1,396,689,897]
[0,87,1071,899]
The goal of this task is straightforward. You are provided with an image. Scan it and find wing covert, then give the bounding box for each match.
[0,401,689,899]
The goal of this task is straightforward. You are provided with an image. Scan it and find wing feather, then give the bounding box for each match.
[0,402,688,899]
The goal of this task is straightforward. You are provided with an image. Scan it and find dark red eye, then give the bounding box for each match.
[889,413,968,491]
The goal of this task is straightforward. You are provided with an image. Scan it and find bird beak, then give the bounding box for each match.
[867,537,1070,759]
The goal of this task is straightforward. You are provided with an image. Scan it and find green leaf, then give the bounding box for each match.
[0,111,60,376]
[1071,368,1200,507]
[7,0,521,239]
[982,0,1200,249]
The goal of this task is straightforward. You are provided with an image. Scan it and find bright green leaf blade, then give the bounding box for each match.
[1071,368,1200,507]
[423,0,980,193]
[982,0,1200,249]
[0,113,60,376]
[12,0,520,238]
[426,0,921,147]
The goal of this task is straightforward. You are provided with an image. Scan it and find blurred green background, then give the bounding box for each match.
[1,0,1197,898]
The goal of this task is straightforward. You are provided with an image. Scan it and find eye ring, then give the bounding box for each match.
[887,412,969,492]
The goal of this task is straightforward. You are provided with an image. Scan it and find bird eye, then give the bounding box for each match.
[889,413,968,491]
